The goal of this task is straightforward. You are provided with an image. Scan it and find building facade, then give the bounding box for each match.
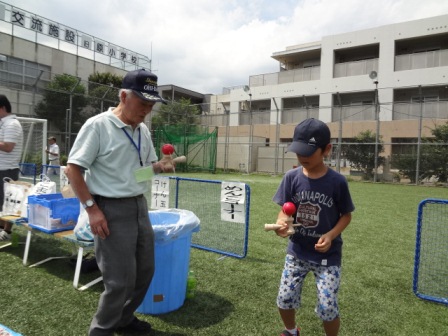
[0,1,206,155]
[208,14,448,176]
[0,2,446,177]
[0,1,155,118]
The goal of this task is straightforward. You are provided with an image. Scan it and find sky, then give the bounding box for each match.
[3,0,448,94]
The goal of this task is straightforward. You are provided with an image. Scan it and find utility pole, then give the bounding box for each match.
[336,92,343,173]
[415,85,423,185]
[244,86,252,173]
[373,80,380,183]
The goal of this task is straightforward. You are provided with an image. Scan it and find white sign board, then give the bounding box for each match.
[151,177,170,209]
[220,182,246,223]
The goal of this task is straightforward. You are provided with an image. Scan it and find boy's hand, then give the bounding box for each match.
[315,233,332,252]
[275,218,290,238]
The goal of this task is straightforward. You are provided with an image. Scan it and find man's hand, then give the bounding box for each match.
[87,207,109,239]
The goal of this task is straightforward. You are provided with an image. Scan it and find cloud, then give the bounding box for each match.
[5,0,448,94]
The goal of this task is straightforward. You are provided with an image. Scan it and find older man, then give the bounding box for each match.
[65,69,171,336]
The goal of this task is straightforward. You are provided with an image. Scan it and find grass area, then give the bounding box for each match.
[1,173,448,335]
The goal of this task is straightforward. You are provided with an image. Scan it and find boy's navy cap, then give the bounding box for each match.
[286,118,331,157]
[122,69,167,104]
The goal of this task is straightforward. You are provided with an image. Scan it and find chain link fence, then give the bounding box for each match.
[2,57,447,184]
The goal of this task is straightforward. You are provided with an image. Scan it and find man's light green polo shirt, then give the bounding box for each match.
[68,108,158,197]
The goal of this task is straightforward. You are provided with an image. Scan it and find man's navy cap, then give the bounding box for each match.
[286,118,331,157]
[122,69,167,104]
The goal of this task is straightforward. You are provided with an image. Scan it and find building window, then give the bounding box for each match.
[392,138,418,155]
[0,56,51,92]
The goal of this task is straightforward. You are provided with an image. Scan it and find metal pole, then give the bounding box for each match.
[243,86,253,174]
[222,103,230,172]
[248,93,253,173]
[21,123,34,163]
[65,109,70,154]
[31,70,44,115]
[68,95,73,150]
[100,86,112,112]
[67,77,81,152]
[336,92,343,173]
[303,95,309,119]
[373,81,380,183]
[415,85,423,185]
[272,98,280,175]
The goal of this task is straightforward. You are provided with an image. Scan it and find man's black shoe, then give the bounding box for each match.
[116,317,152,334]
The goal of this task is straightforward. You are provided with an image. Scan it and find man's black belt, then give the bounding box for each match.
[93,194,144,202]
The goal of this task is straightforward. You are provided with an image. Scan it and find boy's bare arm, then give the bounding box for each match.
[315,212,352,252]
[328,212,352,239]
[275,209,292,238]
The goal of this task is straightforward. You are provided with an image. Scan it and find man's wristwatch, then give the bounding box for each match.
[82,199,95,209]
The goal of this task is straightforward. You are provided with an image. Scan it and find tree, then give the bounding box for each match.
[394,122,448,183]
[86,72,122,115]
[151,97,201,129]
[426,122,448,182]
[35,74,87,132]
[393,154,426,183]
[341,130,385,180]
[88,72,123,88]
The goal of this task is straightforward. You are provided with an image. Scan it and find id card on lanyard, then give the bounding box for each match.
[122,127,154,182]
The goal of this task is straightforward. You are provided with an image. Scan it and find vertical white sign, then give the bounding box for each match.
[81,35,93,50]
[151,177,170,209]
[64,27,76,44]
[95,40,105,54]
[108,44,118,59]
[221,182,246,223]
[11,9,26,27]
[0,4,5,21]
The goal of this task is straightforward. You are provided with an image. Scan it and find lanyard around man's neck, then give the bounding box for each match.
[122,127,143,166]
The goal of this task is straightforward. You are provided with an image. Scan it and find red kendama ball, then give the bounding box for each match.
[162,144,175,155]
[282,202,296,216]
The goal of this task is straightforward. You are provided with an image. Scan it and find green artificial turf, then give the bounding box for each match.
[1,173,447,335]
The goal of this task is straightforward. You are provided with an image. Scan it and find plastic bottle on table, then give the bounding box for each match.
[186,270,197,299]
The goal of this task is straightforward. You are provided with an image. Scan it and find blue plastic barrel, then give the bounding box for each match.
[137,209,200,315]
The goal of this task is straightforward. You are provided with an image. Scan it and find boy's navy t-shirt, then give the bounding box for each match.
[273,166,355,266]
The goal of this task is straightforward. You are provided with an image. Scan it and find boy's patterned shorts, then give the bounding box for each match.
[277,254,341,321]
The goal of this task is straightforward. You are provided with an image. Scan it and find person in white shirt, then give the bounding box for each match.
[46,136,60,175]
[0,94,23,241]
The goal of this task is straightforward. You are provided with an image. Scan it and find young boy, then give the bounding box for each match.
[272,118,355,336]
